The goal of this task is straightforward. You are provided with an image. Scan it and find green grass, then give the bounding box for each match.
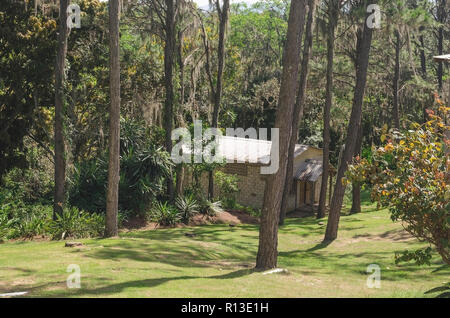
[0,202,448,298]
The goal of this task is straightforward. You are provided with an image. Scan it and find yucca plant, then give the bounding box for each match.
[175,195,199,224]
[49,207,104,240]
[149,202,181,226]
[200,199,224,217]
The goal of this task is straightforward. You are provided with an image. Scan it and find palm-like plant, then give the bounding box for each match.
[200,199,224,217]
[149,202,181,226]
[175,195,199,224]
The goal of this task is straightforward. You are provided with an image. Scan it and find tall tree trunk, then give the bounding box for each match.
[280,0,317,225]
[318,0,338,220]
[176,17,185,198]
[350,125,363,214]
[256,0,307,270]
[164,0,176,201]
[437,0,446,90]
[208,0,230,200]
[419,29,426,78]
[175,165,185,197]
[393,30,400,129]
[324,6,375,242]
[105,0,121,238]
[53,0,69,219]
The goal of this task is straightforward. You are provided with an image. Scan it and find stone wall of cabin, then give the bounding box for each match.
[182,147,323,211]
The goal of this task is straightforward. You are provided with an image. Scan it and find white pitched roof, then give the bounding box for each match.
[184,135,311,165]
[433,54,450,63]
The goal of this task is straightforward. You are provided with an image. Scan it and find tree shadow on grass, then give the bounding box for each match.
[424,282,450,298]
[32,268,256,297]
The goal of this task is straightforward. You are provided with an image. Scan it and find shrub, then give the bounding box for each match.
[0,203,52,239]
[69,118,173,215]
[49,207,104,240]
[347,105,449,265]
[175,195,199,224]
[200,199,224,217]
[214,171,239,208]
[149,202,181,226]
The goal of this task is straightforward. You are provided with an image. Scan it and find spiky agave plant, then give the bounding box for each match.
[175,195,199,224]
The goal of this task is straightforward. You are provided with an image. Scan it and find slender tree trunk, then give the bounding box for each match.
[318,0,338,219]
[393,30,400,129]
[256,0,307,270]
[419,30,426,78]
[437,0,446,90]
[280,0,317,225]
[324,7,375,242]
[53,0,69,219]
[176,19,185,198]
[164,0,176,201]
[105,0,120,237]
[208,0,230,200]
[176,165,184,197]
[350,125,363,214]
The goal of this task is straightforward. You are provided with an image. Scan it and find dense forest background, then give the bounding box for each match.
[0,0,448,266]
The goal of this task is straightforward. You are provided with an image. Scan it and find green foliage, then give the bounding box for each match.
[395,247,433,266]
[175,195,199,224]
[0,1,57,178]
[348,105,449,265]
[236,204,261,218]
[48,207,104,240]
[200,199,224,217]
[214,171,239,208]
[69,118,173,214]
[148,202,181,226]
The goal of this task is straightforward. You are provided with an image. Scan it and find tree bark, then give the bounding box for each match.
[419,29,426,78]
[208,0,230,200]
[105,0,120,237]
[436,0,446,90]
[256,0,307,270]
[164,0,176,201]
[53,0,69,219]
[393,30,400,129]
[280,0,317,225]
[318,0,338,220]
[175,165,185,197]
[350,125,363,214]
[324,7,375,242]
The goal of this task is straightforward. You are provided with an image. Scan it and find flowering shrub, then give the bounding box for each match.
[347,105,449,265]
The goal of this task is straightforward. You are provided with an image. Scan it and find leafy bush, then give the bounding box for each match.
[149,202,181,226]
[238,204,261,218]
[214,171,239,208]
[48,207,104,240]
[199,199,224,217]
[69,118,173,215]
[347,105,449,265]
[0,201,52,239]
[175,195,199,224]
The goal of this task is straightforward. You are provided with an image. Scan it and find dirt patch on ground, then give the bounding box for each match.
[192,210,259,226]
[121,210,259,233]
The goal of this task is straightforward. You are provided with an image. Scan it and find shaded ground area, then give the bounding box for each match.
[121,210,259,232]
[0,205,448,298]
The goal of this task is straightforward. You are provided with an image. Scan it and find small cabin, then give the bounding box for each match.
[183,136,329,212]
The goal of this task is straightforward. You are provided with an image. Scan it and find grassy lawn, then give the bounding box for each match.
[0,201,448,298]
